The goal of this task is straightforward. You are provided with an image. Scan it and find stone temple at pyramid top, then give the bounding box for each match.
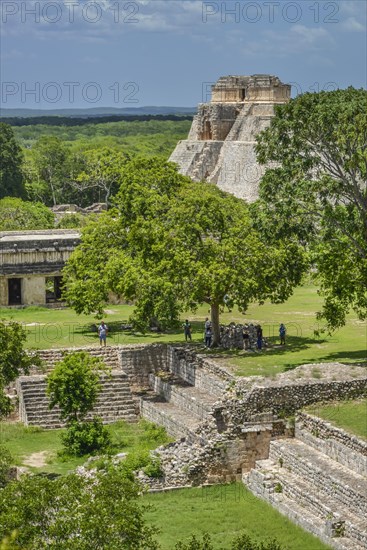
[210,74,291,104]
[169,74,291,202]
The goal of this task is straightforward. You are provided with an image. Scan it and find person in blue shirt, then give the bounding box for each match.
[98,321,108,347]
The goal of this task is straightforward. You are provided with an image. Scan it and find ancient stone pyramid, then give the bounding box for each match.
[170,74,290,202]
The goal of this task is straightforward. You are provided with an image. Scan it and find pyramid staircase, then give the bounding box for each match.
[245,418,367,550]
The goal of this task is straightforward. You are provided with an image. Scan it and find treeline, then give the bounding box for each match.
[2,114,193,127]
[11,119,192,154]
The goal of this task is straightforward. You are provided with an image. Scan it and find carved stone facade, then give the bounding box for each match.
[0,230,80,307]
[170,74,290,202]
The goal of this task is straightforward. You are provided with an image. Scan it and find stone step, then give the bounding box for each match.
[25,405,137,418]
[140,397,200,441]
[149,374,217,421]
[27,414,139,429]
[269,439,367,517]
[295,416,367,478]
[254,458,367,549]
[21,390,135,401]
[245,467,365,550]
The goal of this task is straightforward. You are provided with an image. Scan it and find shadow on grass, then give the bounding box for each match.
[317,350,367,364]
[72,320,206,345]
[208,336,326,358]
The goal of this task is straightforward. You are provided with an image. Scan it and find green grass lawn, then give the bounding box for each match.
[0,419,172,475]
[305,399,367,440]
[1,283,366,376]
[144,484,331,549]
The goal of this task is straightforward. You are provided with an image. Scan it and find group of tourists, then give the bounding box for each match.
[183,319,287,350]
[183,318,213,347]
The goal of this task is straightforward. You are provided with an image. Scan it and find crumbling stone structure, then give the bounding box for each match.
[0,229,80,307]
[15,344,367,549]
[170,74,290,201]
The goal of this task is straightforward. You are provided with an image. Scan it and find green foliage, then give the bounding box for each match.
[56,213,91,229]
[72,147,129,205]
[0,197,54,231]
[0,447,13,488]
[0,462,160,549]
[0,123,24,199]
[175,532,213,550]
[123,449,163,478]
[46,351,108,423]
[255,88,367,331]
[64,158,306,345]
[26,136,69,206]
[174,532,285,550]
[0,320,41,418]
[61,417,112,456]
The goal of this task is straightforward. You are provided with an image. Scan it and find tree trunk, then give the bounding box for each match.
[211,303,221,347]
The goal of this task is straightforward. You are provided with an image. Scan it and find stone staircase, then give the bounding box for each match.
[245,420,367,550]
[16,371,138,428]
[140,360,226,442]
[31,346,121,373]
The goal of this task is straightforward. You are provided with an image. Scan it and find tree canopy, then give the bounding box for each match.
[0,197,54,231]
[255,87,367,330]
[0,123,24,199]
[0,321,41,418]
[63,158,305,345]
[0,462,159,549]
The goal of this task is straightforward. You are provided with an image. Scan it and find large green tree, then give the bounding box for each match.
[0,123,24,199]
[255,88,367,330]
[63,158,305,345]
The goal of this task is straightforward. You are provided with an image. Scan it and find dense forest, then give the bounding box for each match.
[0,118,191,210]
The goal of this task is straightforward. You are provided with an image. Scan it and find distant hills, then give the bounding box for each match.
[0,106,197,118]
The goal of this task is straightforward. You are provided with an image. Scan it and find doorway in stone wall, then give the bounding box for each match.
[8,278,22,305]
[45,276,63,303]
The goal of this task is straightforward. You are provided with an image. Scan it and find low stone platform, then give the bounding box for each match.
[244,416,367,550]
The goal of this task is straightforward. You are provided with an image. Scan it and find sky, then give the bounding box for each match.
[0,0,366,109]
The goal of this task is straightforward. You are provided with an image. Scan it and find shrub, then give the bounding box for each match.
[123,449,163,478]
[61,417,112,457]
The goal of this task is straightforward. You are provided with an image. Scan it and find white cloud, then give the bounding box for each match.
[243,24,335,58]
[341,17,365,32]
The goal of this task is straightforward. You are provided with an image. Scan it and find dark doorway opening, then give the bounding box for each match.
[8,278,22,305]
[46,276,63,303]
[241,89,246,101]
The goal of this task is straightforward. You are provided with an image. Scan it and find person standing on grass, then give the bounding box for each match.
[98,321,108,347]
[279,323,286,345]
[205,324,212,348]
[183,320,192,342]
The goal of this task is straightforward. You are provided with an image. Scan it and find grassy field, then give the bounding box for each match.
[305,399,367,440]
[0,419,172,475]
[0,283,366,376]
[144,484,331,549]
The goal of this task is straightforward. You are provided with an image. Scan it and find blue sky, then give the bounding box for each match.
[1,0,366,108]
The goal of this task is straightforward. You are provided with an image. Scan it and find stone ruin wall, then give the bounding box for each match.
[17,344,367,548]
[169,74,290,202]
